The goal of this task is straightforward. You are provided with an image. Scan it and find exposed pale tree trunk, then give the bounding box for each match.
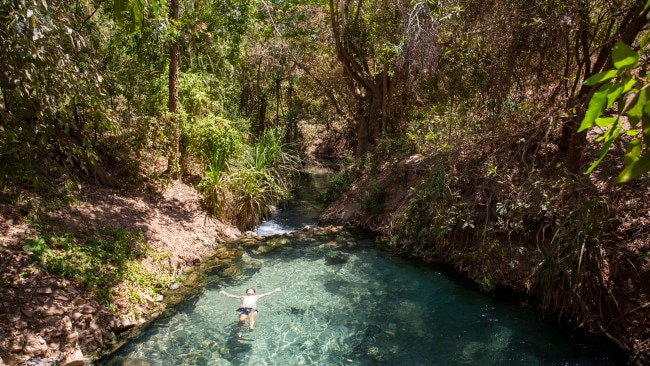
[167,0,181,179]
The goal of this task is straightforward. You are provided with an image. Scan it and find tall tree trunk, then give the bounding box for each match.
[357,80,384,156]
[167,0,181,179]
[329,0,392,157]
[285,80,296,143]
[258,95,267,135]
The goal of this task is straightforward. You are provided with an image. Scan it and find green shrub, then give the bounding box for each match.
[394,170,473,254]
[198,126,301,229]
[185,114,244,173]
[227,169,285,228]
[321,168,354,203]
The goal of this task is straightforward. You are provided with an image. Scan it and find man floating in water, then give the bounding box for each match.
[219,287,281,334]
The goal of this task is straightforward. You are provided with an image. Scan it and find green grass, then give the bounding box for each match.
[22,229,173,310]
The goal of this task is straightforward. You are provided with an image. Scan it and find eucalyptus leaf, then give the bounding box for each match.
[606,80,625,108]
[623,138,642,166]
[616,153,650,183]
[595,117,617,128]
[578,83,611,132]
[583,69,619,86]
[612,41,639,70]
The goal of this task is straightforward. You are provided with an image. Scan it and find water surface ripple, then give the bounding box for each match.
[102,238,623,365]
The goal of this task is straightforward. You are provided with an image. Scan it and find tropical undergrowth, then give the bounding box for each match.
[316,85,647,356]
[22,228,174,318]
[382,126,642,354]
[186,115,302,230]
[105,69,303,230]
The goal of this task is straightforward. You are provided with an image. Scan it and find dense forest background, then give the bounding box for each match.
[1,0,649,363]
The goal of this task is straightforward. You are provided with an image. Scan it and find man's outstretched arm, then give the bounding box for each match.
[258,288,281,298]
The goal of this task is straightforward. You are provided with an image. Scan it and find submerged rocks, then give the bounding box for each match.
[326,252,348,265]
[228,225,355,256]
[92,224,369,364]
[252,245,273,255]
[240,253,263,269]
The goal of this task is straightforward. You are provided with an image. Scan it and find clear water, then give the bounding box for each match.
[100,172,626,366]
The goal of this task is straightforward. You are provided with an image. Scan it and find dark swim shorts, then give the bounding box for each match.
[237,307,258,316]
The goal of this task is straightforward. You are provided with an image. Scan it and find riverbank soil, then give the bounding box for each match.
[318,134,650,364]
[0,180,240,365]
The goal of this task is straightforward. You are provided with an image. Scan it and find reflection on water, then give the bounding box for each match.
[101,238,624,366]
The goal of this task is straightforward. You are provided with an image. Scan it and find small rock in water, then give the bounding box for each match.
[326,252,348,265]
[266,237,290,247]
[253,245,274,255]
[169,283,180,290]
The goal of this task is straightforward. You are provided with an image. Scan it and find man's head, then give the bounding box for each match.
[246,288,256,295]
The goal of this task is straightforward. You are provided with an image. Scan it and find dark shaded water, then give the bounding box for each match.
[100,169,627,365]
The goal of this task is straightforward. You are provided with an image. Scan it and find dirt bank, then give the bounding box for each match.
[0,180,240,365]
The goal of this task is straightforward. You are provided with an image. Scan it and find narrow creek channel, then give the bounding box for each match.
[100,169,627,365]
